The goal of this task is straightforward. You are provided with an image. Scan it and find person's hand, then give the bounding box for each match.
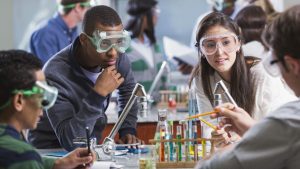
[178,62,193,75]
[116,134,145,148]
[211,129,231,148]
[211,103,256,136]
[53,148,96,169]
[93,65,124,97]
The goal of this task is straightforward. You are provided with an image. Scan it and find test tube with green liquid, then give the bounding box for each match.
[176,125,182,161]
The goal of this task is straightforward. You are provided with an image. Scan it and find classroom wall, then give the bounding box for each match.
[0,0,13,50]
[285,0,300,8]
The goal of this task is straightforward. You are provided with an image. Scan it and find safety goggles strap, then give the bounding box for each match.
[59,1,91,10]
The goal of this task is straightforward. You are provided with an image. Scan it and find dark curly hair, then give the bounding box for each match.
[125,0,158,44]
[58,0,90,15]
[0,50,42,109]
[82,5,122,36]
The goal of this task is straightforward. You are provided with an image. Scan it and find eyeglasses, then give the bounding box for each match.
[85,30,131,53]
[262,51,282,77]
[270,59,280,65]
[198,33,240,55]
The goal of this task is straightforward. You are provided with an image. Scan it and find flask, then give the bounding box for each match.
[213,94,222,107]
[138,96,148,117]
[154,109,171,162]
[213,94,222,122]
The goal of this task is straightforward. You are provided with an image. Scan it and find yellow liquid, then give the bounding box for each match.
[139,158,156,169]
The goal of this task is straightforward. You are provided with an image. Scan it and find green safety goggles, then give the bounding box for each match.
[0,81,58,110]
[85,30,131,54]
[206,0,234,12]
[58,1,91,10]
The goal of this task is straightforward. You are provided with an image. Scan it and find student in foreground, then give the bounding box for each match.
[0,50,95,169]
[195,4,300,169]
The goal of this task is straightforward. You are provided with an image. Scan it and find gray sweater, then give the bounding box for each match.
[29,37,138,151]
[196,99,300,169]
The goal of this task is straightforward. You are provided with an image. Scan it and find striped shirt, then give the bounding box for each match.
[126,39,167,102]
[0,124,55,169]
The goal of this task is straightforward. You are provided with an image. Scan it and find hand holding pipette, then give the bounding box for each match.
[196,113,231,149]
[211,129,231,148]
[212,103,256,136]
[186,110,219,120]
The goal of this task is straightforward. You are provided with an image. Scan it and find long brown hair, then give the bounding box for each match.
[190,12,256,115]
[235,5,267,44]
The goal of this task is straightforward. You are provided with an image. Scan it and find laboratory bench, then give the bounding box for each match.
[100,103,201,144]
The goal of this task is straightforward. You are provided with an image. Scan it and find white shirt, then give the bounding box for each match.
[192,62,297,121]
[242,41,268,59]
[80,67,102,84]
[196,99,300,169]
[131,36,154,68]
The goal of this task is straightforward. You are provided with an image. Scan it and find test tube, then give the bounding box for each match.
[159,128,165,162]
[214,94,222,122]
[176,125,182,162]
[168,121,174,162]
[201,139,206,158]
[182,120,190,161]
[192,121,198,161]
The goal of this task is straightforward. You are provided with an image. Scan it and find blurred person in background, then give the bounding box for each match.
[125,0,167,101]
[235,5,268,59]
[30,0,91,64]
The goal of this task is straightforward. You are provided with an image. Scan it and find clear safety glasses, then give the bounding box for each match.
[13,81,58,110]
[85,30,131,54]
[262,51,282,77]
[199,33,240,56]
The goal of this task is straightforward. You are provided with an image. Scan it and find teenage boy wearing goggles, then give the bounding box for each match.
[29,5,144,151]
[30,0,91,64]
[0,50,96,169]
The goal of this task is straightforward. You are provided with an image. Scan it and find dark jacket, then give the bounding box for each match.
[29,37,138,151]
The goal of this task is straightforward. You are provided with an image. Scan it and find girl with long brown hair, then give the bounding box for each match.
[190,12,296,147]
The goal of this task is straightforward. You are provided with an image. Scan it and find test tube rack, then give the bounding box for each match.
[149,137,216,168]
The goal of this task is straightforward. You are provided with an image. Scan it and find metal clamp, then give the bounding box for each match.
[213,80,237,107]
[102,83,147,155]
